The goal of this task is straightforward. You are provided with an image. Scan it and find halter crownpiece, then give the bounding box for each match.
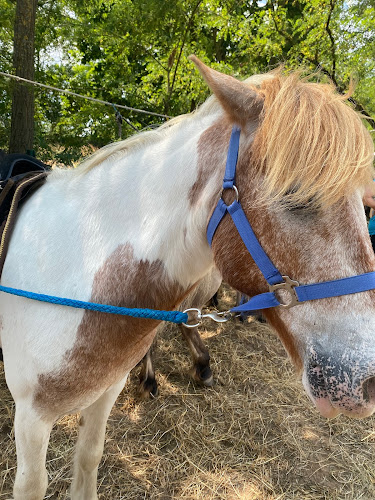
[207,126,375,314]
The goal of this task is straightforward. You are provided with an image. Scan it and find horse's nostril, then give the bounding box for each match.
[362,376,375,403]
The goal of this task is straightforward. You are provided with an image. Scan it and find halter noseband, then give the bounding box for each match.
[208,126,375,314]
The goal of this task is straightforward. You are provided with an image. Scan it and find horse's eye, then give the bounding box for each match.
[286,202,313,212]
[283,189,317,214]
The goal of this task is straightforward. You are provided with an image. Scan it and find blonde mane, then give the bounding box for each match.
[77,94,222,175]
[77,69,374,210]
[251,71,374,208]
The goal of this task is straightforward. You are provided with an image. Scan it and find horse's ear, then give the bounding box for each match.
[189,55,264,126]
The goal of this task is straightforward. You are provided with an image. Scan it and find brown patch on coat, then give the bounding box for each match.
[263,309,303,371]
[190,117,304,369]
[189,115,260,208]
[209,178,304,370]
[188,120,231,207]
[33,244,193,418]
[188,114,303,367]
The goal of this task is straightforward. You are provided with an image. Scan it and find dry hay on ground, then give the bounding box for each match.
[0,286,375,499]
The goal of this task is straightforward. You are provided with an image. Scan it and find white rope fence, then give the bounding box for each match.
[0,71,171,119]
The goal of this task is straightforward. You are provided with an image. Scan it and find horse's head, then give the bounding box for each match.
[191,56,375,419]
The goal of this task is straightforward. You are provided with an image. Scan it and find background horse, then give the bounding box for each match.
[138,266,221,398]
[0,56,374,499]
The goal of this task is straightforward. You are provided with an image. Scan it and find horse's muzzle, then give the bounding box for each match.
[302,345,375,419]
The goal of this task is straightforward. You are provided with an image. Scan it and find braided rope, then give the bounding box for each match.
[0,285,188,324]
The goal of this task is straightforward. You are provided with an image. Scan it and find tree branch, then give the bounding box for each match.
[305,57,375,129]
[167,0,204,110]
[325,0,337,84]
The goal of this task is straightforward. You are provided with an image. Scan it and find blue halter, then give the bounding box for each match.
[0,126,374,325]
[208,126,375,314]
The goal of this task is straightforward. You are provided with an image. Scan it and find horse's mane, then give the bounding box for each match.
[250,70,374,209]
[76,94,222,175]
[76,69,374,210]
[75,72,272,175]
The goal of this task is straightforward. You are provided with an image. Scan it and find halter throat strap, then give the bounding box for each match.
[207,126,375,313]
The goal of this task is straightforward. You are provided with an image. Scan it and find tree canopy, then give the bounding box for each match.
[0,0,374,164]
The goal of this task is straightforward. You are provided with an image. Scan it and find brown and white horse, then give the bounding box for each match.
[0,57,374,499]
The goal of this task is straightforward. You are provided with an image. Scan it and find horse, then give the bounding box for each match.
[138,266,222,398]
[0,56,374,499]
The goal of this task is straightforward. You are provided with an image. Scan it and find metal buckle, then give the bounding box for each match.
[182,308,233,328]
[269,276,300,309]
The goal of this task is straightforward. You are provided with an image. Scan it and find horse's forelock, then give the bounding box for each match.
[250,71,374,210]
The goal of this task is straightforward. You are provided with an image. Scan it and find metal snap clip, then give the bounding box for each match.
[182,308,233,328]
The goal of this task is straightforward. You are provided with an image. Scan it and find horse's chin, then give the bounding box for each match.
[302,372,375,419]
[301,370,339,418]
[310,396,375,419]
[312,397,341,419]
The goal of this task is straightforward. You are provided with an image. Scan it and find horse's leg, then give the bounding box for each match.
[179,324,213,387]
[71,375,128,500]
[138,342,158,399]
[208,291,219,308]
[13,402,54,500]
[235,291,266,323]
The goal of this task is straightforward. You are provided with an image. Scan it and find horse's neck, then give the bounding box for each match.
[54,113,224,289]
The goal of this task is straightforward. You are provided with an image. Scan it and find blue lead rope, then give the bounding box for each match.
[0,284,188,324]
[2,126,375,324]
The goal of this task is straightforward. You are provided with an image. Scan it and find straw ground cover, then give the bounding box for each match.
[0,285,375,499]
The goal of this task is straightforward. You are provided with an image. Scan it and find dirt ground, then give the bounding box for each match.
[0,286,374,499]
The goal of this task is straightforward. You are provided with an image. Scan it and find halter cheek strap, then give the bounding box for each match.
[208,126,375,313]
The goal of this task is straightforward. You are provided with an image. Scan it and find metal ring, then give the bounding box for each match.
[220,185,239,203]
[182,307,201,328]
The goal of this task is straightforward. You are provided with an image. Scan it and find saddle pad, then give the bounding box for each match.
[0,151,49,182]
[0,155,49,278]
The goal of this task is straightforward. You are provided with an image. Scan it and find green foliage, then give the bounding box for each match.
[0,0,374,164]
[0,0,15,148]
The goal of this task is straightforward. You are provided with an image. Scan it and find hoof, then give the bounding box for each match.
[192,364,214,387]
[201,374,214,387]
[138,377,159,399]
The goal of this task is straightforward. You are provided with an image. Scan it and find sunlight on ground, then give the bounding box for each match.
[157,373,180,395]
[302,427,320,441]
[119,400,142,423]
[56,414,79,430]
[361,430,375,442]
[176,470,269,499]
[201,327,223,340]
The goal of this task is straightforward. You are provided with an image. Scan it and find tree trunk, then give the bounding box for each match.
[8,0,38,154]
